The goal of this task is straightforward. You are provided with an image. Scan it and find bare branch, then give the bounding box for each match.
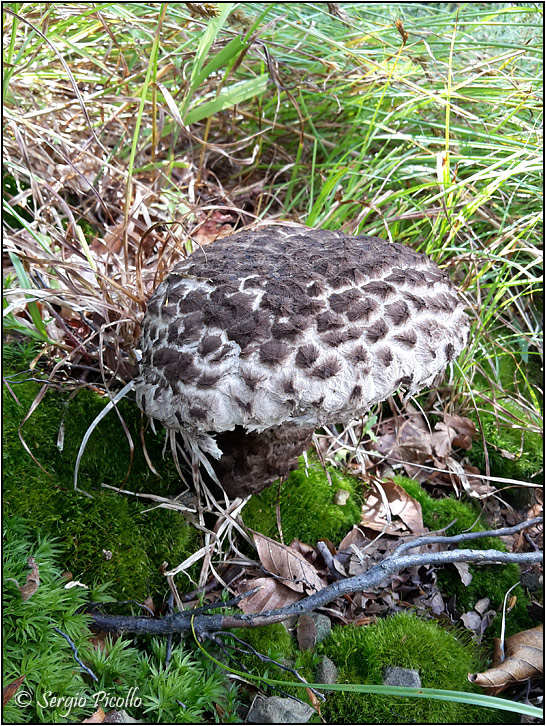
[89,518,542,637]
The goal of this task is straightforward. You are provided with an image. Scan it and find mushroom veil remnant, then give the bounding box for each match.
[135,226,470,498]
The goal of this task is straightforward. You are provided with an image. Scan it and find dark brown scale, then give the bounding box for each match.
[346,299,377,322]
[198,335,223,356]
[362,281,396,300]
[259,340,291,365]
[295,344,320,369]
[365,319,389,344]
[316,311,345,333]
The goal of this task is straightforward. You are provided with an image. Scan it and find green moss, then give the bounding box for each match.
[393,477,532,637]
[321,613,505,724]
[392,475,485,532]
[3,518,241,724]
[3,345,199,600]
[231,613,512,724]
[242,459,362,545]
[236,623,295,663]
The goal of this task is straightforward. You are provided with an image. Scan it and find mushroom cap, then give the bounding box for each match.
[135,226,469,438]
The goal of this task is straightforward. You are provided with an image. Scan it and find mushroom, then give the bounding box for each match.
[135,226,469,498]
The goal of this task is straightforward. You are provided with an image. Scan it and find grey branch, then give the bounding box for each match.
[90,517,542,636]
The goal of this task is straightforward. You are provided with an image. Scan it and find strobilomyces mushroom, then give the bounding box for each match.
[135,226,470,498]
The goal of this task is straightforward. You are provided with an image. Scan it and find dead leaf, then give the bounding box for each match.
[297,614,318,651]
[468,624,543,694]
[453,561,473,586]
[83,706,106,723]
[3,675,25,706]
[237,577,301,614]
[420,590,445,616]
[337,526,367,556]
[461,611,482,633]
[253,533,325,594]
[474,597,490,615]
[19,557,40,600]
[142,596,156,615]
[361,479,425,535]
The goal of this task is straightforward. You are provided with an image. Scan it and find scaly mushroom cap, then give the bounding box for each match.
[135,226,469,496]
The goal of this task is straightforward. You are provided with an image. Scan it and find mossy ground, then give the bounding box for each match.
[3,343,538,723]
[321,613,504,724]
[3,518,240,724]
[241,459,362,546]
[235,613,511,724]
[3,343,199,601]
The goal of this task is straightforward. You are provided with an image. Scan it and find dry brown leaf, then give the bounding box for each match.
[289,539,317,558]
[83,706,106,723]
[18,557,40,600]
[297,614,318,651]
[474,597,491,615]
[142,596,156,615]
[361,479,425,535]
[253,533,325,594]
[3,675,26,706]
[372,410,478,485]
[468,624,543,694]
[337,526,367,554]
[445,414,477,441]
[237,577,301,614]
[461,611,482,632]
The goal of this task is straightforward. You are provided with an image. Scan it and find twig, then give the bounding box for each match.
[214,631,325,702]
[53,627,98,682]
[392,516,543,556]
[89,518,543,637]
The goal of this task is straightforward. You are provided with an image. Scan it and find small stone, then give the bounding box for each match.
[521,569,543,594]
[317,656,338,684]
[334,488,350,505]
[246,695,315,724]
[383,666,421,688]
[308,612,332,643]
[104,710,141,724]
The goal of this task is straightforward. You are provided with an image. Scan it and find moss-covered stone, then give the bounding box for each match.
[242,459,363,546]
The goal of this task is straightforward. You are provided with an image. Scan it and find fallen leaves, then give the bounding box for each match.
[368,406,491,497]
[253,532,325,594]
[237,533,327,614]
[361,479,424,535]
[238,577,301,614]
[460,597,496,644]
[469,624,543,694]
[297,614,318,651]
